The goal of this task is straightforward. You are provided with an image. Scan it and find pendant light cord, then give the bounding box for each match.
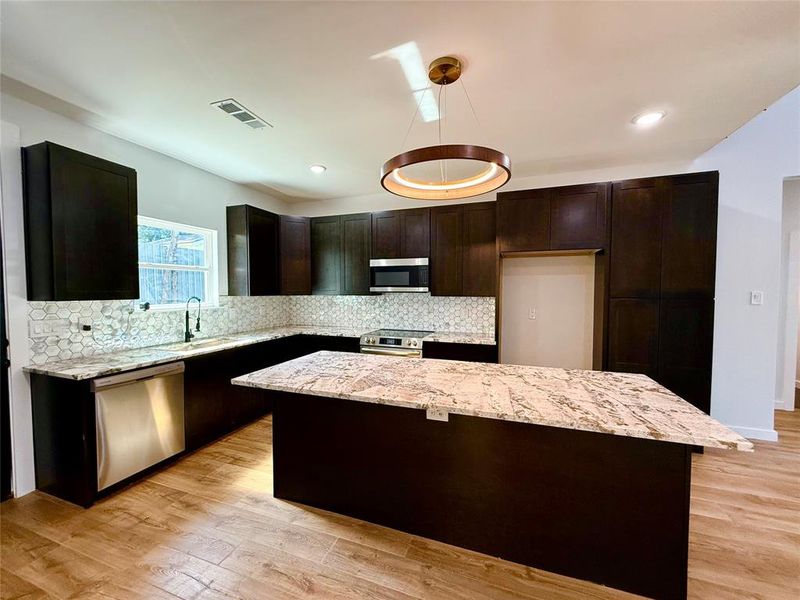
[460,77,482,131]
[399,87,428,153]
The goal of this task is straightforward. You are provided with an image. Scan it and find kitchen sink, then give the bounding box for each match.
[163,337,237,353]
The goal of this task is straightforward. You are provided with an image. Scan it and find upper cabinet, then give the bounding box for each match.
[23,142,138,301]
[371,208,430,258]
[311,213,371,296]
[340,213,372,295]
[227,205,280,296]
[497,189,550,253]
[227,208,310,295]
[550,184,609,250]
[311,216,342,295]
[279,215,311,295]
[431,202,496,297]
[497,183,609,253]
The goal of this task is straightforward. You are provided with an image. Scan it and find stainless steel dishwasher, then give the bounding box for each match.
[91,362,185,490]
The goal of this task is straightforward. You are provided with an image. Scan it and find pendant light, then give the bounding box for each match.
[381,56,511,200]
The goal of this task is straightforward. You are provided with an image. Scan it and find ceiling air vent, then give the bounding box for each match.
[211,98,273,130]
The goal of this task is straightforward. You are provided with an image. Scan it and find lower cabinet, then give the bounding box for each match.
[30,334,363,507]
[607,298,660,378]
[185,335,361,450]
[423,342,498,363]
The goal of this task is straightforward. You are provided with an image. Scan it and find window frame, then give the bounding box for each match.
[137,215,219,311]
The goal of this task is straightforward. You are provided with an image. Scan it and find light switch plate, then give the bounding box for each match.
[29,318,70,339]
[750,290,764,305]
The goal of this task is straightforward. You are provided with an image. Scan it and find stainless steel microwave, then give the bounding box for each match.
[369,258,429,293]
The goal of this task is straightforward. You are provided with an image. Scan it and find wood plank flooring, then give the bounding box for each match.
[2,410,798,600]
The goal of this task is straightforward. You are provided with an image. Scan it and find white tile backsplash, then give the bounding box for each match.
[27,294,495,365]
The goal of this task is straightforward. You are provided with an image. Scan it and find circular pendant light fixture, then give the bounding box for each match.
[381,56,511,200]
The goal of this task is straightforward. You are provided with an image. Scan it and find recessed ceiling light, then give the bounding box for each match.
[310,164,327,174]
[632,111,666,127]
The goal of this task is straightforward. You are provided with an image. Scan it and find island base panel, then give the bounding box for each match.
[271,391,691,600]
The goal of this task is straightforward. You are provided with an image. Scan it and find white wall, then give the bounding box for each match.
[693,89,800,439]
[500,255,595,369]
[0,92,290,295]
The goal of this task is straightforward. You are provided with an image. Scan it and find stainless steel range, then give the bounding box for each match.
[359,329,433,358]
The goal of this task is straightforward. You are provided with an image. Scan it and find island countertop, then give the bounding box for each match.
[232,350,753,451]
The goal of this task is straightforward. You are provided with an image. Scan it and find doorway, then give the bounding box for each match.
[500,254,595,368]
[776,177,800,412]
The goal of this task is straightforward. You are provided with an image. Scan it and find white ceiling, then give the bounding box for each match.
[2,1,798,202]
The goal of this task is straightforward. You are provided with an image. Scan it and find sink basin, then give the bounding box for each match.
[164,337,236,353]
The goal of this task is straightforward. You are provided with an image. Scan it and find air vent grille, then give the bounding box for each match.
[211,98,272,130]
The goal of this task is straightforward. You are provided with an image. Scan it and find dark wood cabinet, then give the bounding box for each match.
[610,179,663,298]
[23,142,138,301]
[431,206,463,296]
[607,171,718,413]
[462,202,497,296]
[607,298,660,377]
[280,215,311,295]
[227,205,280,296]
[311,213,372,296]
[371,208,430,258]
[340,213,372,295]
[422,342,498,363]
[431,202,496,297]
[497,188,551,253]
[657,298,714,414]
[551,183,609,250]
[661,173,718,298]
[498,184,608,254]
[311,216,342,295]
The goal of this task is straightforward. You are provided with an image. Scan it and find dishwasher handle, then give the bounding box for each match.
[91,362,185,392]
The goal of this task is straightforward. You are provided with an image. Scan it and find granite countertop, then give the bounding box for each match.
[423,331,496,345]
[23,326,495,380]
[232,351,753,451]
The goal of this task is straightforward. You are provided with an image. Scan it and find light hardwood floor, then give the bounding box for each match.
[2,410,798,600]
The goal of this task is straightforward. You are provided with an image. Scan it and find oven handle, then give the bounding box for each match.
[360,347,423,358]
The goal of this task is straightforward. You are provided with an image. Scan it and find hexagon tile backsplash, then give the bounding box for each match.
[28,294,495,365]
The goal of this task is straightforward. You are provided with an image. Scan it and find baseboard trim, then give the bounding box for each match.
[728,425,779,442]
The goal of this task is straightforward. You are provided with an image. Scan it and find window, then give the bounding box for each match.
[137,216,218,309]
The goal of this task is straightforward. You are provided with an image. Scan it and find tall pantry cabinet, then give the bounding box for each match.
[607,171,718,414]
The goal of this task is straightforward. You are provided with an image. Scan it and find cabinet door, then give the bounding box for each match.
[48,144,138,300]
[371,211,400,259]
[657,298,714,414]
[661,173,718,298]
[551,183,609,250]
[497,189,551,253]
[399,208,430,258]
[610,179,663,298]
[341,213,371,295]
[280,216,311,295]
[607,298,659,377]
[311,216,342,295]
[462,202,497,296]
[247,207,280,295]
[431,206,463,296]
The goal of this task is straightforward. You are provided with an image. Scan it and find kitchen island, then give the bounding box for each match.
[232,351,751,600]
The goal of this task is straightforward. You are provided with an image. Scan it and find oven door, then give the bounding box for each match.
[369,258,429,293]
[360,346,422,358]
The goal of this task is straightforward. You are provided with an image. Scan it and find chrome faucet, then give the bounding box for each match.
[185,296,202,342]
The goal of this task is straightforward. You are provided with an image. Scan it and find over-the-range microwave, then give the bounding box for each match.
[369,258,429,293]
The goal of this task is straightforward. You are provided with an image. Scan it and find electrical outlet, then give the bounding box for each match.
[426,408,449,422]
[528,307,537,320]
[750,290,764,305]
